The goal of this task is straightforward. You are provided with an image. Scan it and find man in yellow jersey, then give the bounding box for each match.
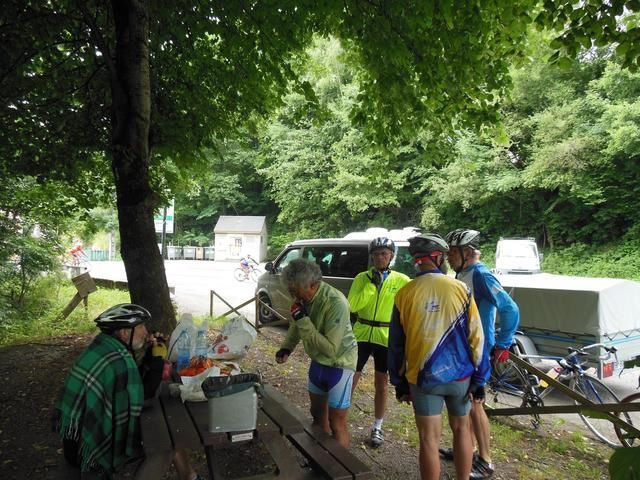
[348,237,410,447]
[389,234,489,480]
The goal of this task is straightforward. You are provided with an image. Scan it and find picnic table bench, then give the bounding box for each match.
[138,383,373,480]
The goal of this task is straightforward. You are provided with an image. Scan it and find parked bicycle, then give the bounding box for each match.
[234,264,261,282]
[488,342,633,448]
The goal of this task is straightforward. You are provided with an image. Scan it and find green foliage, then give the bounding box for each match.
[0,276,129,346]
[609,447,640,480]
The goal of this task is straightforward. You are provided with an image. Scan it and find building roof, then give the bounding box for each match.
[214,215,266,234]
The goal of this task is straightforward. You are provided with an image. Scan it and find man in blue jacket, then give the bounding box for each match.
[444,229,520,479]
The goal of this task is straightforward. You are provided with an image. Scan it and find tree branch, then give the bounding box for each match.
[76,1,116,80]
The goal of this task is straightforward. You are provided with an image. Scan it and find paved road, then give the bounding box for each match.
[89,260,260,322]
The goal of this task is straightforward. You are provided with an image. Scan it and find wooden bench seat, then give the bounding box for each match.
[262,385,373,480]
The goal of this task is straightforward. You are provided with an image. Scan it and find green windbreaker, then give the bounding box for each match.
[348,268,410,346]
[281,282,357,370]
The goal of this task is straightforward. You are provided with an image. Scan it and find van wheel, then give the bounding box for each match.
[258,294,275,324]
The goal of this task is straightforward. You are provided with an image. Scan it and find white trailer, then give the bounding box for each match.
[499,273,640,379]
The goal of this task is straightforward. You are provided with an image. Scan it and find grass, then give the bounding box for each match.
[0,274,130,346]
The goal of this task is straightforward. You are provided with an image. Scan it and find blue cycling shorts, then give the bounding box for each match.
[410,378,471,417]
[308,360,354,410]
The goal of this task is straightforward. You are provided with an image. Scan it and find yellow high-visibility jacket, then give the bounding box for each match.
[348,268,410,347]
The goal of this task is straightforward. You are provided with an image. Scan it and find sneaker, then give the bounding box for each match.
[469,456,495,479]
[438,447,454,460]
[370,428,384,447]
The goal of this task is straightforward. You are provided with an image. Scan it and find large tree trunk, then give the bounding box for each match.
[110,0,175,333]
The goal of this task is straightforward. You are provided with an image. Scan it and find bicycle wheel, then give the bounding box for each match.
[570,375,631,448]
[613,392,640,447]
[233,268,247,282]
[249,268,260,282]
[487,359,541,428]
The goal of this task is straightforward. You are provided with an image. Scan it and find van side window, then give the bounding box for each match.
[303,246,368,278]
[275,248,301,272]
[390,246,415,278]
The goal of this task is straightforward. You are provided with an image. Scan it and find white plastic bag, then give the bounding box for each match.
[178,362,242,402]
[210,315,257,360]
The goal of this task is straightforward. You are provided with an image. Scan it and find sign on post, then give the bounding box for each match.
[154,199,175,234]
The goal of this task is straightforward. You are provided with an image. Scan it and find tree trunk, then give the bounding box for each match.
[110,0,175,333]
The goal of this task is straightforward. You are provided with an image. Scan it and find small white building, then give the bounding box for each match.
[213,216,268,261]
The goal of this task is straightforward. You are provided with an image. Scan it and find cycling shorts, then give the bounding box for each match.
[410,378,471,417]
[356,342,388,373]
[308,360,354,410]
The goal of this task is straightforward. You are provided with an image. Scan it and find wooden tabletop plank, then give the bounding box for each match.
[160,394,201,450]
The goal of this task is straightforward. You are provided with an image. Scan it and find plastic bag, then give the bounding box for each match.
[210,315,257,360]
[178,362,241,402]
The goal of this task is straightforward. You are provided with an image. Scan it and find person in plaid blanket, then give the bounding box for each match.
[53,304,203,480]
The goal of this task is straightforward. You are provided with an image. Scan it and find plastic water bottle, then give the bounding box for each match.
[195,329,208,358]
[176,330,191,371]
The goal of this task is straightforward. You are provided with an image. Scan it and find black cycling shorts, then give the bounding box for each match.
[356,342,388,374]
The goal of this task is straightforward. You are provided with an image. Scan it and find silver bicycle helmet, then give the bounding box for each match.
[369,237,395,253]
[95,303,151,333]
[445,229,480,249]
[408,234,449,256]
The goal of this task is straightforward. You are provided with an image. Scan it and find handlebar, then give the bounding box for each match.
[567,343,618,362]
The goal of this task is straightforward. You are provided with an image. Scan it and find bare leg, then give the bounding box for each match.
[174,448,196,480]
[309,392,331,434]
[449,414,473,480]
[373,371,388,420]
[328,407,351,448]
[469,399,491,462]
[414,414,442,480]
[350,371,362,399]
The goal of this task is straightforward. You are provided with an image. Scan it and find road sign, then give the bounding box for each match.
[154,199,174,234]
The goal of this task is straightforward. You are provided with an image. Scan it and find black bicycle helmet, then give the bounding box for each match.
[445,229,480,249]
[408,234,450,256]
[369,237,395,254]
[95,303,151,333]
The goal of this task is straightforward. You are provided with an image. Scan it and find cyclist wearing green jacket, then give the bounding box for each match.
[347,237,410,447]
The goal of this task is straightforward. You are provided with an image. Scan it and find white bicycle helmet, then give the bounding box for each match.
[369,237,395,253]
[95,303,151,333]
[445,229,480,249]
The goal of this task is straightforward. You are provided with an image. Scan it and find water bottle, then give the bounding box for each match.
[195,329,208,358]
[176,330,191,371]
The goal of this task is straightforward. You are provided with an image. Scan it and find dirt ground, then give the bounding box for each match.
[0,327,608,480]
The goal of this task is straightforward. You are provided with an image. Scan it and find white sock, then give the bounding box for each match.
[373,418,383,430]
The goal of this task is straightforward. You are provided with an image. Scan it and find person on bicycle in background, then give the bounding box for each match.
[389,233,488,480]
[444,228,520,479]
[240,254,258,277]
[347,237,410,447]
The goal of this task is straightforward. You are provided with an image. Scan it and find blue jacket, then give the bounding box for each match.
[456,262,520,351]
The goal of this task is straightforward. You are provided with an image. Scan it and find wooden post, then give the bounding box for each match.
[59,272,98,320]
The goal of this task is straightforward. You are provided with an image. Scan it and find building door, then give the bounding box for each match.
[229,237,242,258]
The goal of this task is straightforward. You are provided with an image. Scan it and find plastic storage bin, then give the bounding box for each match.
[202,374,261,433]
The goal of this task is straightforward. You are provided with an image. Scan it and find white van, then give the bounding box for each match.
[495,238,542,274]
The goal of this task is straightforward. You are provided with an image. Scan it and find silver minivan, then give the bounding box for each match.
[255,238,414,324]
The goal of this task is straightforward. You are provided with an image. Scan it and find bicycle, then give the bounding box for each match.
[233,265,261,282]
[613,373,640,447]
[488,343,632,448]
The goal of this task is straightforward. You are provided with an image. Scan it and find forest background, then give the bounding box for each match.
[3,13,640,335]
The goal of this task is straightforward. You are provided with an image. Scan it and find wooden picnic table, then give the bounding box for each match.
[137,383,373,480]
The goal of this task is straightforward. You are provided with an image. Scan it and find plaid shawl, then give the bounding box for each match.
[54,333,143,476]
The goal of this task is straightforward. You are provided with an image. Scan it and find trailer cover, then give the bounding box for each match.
[499,274,640,337]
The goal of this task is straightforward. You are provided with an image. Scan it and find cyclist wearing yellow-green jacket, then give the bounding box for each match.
[347,237,410,447]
